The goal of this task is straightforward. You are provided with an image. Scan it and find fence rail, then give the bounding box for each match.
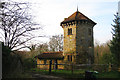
[37,63,117,72]
[37,64,113,66]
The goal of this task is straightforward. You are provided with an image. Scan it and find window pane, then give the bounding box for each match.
[68,55,72,61]
[44,60,46,64]
[68,28,72,35]
[68,55,70,61]
[71,55,72,62]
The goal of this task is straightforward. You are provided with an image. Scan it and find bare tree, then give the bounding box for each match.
[36,43,49,53]
[27,44,37,52]
[0,1,41,50]
[49,34,63,52]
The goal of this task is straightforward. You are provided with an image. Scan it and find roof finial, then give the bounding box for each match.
[77,5,78,12]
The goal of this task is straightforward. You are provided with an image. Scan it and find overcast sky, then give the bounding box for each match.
[3,0,120,44]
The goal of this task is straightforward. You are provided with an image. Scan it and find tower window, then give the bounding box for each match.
[68,28,72,35]
[88,28,92,36]
[68,55,69,61]
[44,60,46,64]
[89,41,92,47]
[68,55,72,61]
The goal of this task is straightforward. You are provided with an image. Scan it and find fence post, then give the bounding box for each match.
[118,66,120,72]
[49,60,52,74]
[71,63,73,74]
[108,64,112,72]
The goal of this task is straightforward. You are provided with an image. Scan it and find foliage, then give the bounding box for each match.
[2,43,23,78]
[2,43,11,76]
[99,53,113,64]
[109,13,120,67]
[0,1,41,50]
[23,58,36,70]
[94,40,113,64]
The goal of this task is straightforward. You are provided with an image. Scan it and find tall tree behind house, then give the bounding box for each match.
[49,34,63,52]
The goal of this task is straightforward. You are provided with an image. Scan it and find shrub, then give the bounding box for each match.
[23,58,36,70]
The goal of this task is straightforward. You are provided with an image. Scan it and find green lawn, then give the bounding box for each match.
[31,68,85,78]
[31,68,120,78]
[3,72,33,78]
[6,68,119,78]
[95,71,120,78]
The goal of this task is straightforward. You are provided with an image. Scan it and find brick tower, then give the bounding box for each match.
[60,9,96,64]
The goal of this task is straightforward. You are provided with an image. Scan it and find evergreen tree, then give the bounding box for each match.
[110,13,120,67]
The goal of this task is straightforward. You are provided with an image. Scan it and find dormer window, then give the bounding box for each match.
[68,28,72,35]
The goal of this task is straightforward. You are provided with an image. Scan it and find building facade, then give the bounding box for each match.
[36,52,64,70]
[60,10,96,64]
[36,9,96,70]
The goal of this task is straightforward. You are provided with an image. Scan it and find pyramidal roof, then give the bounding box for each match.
[60,10,96,25]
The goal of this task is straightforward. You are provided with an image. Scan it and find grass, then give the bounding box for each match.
[95,71,120,78]
[51,70,85,78]
[31,68,120,78]
[31,68,85,78]
[5,68,120,78]
[3,72,33,78]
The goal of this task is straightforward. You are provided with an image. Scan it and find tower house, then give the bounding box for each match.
[60,10,96,64]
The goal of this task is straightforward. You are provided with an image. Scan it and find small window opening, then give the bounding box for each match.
[44,60,46,64]
[68,55,72,61]
[68,28,72,35]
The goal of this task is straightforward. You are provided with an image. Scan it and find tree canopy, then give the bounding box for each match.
[109,13,120,67]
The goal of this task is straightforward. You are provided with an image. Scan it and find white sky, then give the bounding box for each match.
[2,0,120,44]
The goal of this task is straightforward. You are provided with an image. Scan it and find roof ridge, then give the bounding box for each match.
[75,11,78,20]
[60,11,96,25]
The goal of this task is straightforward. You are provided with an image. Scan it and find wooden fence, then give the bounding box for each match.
[37,63,118,72]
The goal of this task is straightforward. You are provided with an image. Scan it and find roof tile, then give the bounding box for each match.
[36,52,64,60]
[60,11,96,25]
